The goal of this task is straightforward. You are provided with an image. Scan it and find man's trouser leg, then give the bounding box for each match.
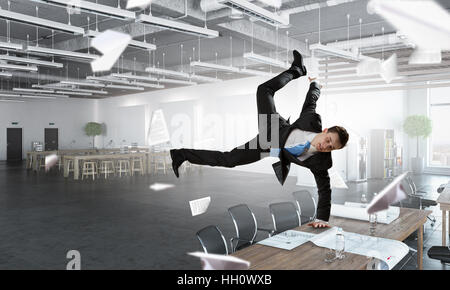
[178,136,264,168]
[256,70,297,147]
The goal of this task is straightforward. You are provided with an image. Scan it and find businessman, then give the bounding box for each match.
[170,50,349,228]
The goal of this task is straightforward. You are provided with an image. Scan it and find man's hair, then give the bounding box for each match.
[328,126,349,149]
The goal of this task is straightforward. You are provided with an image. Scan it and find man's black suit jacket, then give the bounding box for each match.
[271,82,333,221]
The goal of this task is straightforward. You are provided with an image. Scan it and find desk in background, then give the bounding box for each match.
[437,187,450,247]
[232,208,431,270]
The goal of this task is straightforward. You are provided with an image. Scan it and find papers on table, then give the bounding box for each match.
[45,154,58,171]
[189,196,211,216]
[149,183,174,191]
[188,252,250,270]
[308,227,409,270]
[91,30,132,73]
[367,172,408,214]
[331,202,400,224]
[126,0,152,9]
[148,109,170,146]
[257,230,315,250]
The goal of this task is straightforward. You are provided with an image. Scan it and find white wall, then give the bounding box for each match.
[0,98,98,160]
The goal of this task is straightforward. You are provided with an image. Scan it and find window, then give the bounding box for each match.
[428,86,450,168]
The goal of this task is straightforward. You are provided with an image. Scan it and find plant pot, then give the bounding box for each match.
[411,157,424,174]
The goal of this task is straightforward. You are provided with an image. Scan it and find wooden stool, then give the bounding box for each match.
[153,152,169,174]
[99,160,115,179]
[82,161,97,180]
[67,159,74,174]
[116,159,130,177]
[131,157,144,176]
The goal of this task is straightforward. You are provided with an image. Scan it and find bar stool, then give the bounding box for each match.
[99,160,115,179]
[82,161,97,180]
[131,157,144,176]
[38,156,46,171]
[153,152,169,174]
[116,159,131,177]
[67,159,74,174]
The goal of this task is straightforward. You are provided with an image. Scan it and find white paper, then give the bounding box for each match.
[308,227,409,269]
[188,252,250,270]
[409,47,442,64]
[148,109,170,146]
[331,203,400,224]
[380,53,398,83]
[45,154,58,171]
[189,196,211,216]
[366,172,408,214]
[149,183,174,191]
[126,0,152,9]
[257,230,315,250]
[329,170,348,189]
[367,0,450,51]
[91,30,132,72]
[357,57,381,76]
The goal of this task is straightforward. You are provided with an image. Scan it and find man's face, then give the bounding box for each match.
[312,130,342,153]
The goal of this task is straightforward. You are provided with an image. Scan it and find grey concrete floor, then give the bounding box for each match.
[0,161,448,270]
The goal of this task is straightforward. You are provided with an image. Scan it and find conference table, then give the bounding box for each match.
[437,188,450,246]
[232,208,431,270]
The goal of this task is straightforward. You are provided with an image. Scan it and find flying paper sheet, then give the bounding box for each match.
[357,57,381,76]
[366,172,408,214]
[126,0,152,9]
[329,170,348,189]
[379,53,398,84]
[189,196,211,216]
[45,154,58,172]
[409,47,442,64]
[367,0,450,51]
[148,109,170,146]
[91,30,132,72]
[188,252,250,270]
[149,183,175,191]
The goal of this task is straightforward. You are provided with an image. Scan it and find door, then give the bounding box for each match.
[7,128,22,161]
[45,128,59,151]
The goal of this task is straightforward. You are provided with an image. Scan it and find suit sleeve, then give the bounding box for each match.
[300,82,321,116]
[311,169,332,221]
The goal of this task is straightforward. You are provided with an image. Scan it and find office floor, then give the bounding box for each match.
[0,161,448,270]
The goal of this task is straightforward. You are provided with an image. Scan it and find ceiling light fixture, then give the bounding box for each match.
[0,54,63,68]
[60,80,105,88]
[0,63,38,72]
[86,30,156,51]
[0,72,13,77]
[243,52,289,69]
[110,73,159,83]
[13,88,54,94]
[87,76,132,85]
[0,8,84,35]
[190,61,241,73]
[105,84,145,91]
[33,84,108,95]
[0,99,25,103]
[146,66,192,79]
[26,46,98,62]
[217,0,289,27]
[130,82,165,89]
[32,0,136,21]
[0,41,23,51]
[157,78,197,86]
[136,14,219,38]
[189,74,222,83]
[310,43,365,62]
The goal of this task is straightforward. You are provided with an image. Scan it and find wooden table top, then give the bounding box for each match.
[231,208,431,270]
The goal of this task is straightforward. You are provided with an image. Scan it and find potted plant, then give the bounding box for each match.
[403,115,432,174]
[84,122,103,149]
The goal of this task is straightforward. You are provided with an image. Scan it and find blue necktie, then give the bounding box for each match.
[270,141,311,157]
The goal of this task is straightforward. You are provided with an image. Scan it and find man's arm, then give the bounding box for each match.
[300,78,322,116]
[311,169,332,221]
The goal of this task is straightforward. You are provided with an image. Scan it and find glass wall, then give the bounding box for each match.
[428,86,450,170]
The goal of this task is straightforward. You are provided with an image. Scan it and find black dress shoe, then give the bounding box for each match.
[170,149,183,178]
[290,50,307,78]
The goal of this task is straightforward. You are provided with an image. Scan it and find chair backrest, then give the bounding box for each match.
[269,202,301,233]
[196,225,228,255]
[292,190,317,224]
[228,204,257,244]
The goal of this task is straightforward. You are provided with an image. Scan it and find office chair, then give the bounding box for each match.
[228,204,274,253]
[292,190,317,224]
[401,175,437,226]
[269,202,301,235]
[196,225,229,255]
